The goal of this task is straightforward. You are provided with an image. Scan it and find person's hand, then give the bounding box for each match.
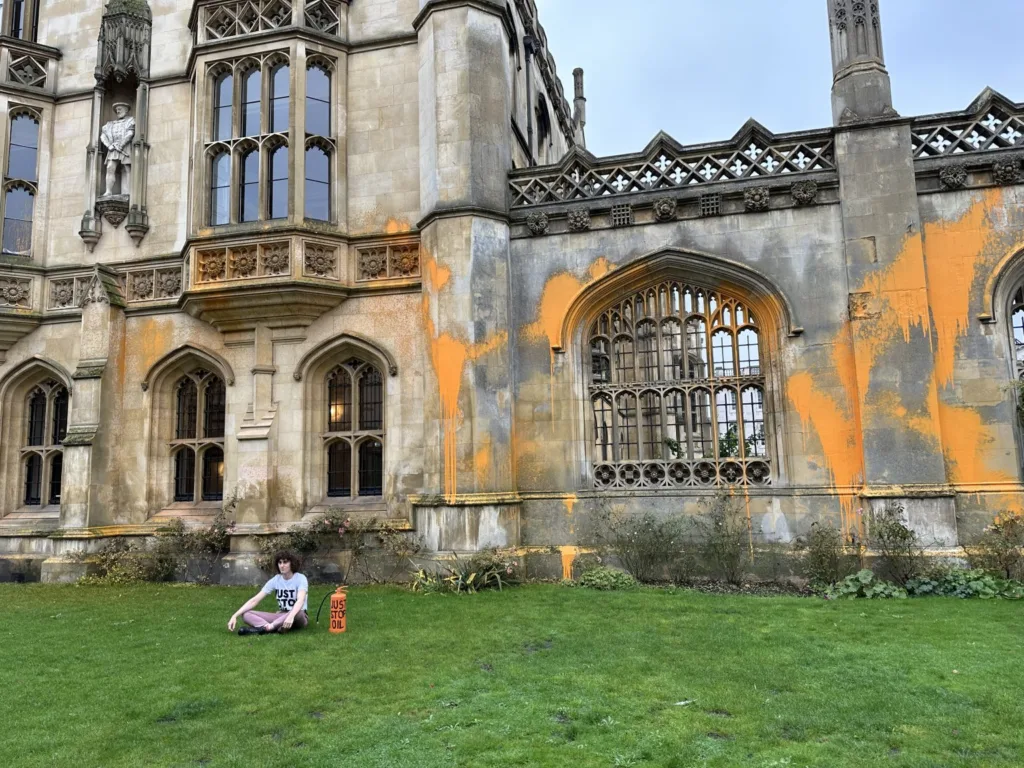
[282,617,293,632]
[227,616,237,632]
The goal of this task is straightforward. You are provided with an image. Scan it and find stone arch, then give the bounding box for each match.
[141,344,235,391]
[0,356,73,520]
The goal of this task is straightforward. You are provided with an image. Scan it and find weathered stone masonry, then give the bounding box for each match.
[2,0,1024,582]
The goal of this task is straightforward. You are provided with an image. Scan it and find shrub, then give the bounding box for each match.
[257,513,377,581]
[793,522,855,588]
[82,536,177,584]
[691,492,751,585]
[867,502,923,586]
[826,569,907,599]
[576,566,638,591]
[962,513,1024,580]
[579,507,686,583]
[353,520,424,584]
[906,567,1024,599]
[411,549,520,593]
[156,511,234,583]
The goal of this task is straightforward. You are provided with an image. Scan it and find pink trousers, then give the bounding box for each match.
[242,610,308,632]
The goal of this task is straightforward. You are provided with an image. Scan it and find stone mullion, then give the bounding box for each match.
[292,40,306,226]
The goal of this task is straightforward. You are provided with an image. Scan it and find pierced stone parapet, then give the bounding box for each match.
[200,0,293,41]
[912,92,1024,160]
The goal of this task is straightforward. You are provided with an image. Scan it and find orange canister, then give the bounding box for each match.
[329,587,347,633]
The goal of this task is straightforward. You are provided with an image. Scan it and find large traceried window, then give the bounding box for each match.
[1011,286,1024,380]
[324,358,384,498]
[2,109,39,256]
[587,281,771,489]
[21,380,68,506]
[171,369,226,503]
[204,54,290,227]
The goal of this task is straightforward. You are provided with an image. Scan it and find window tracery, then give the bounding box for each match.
[171,369,226,503]
[20,379,67,507]
[324,358,384,498]
[586,281,771,489]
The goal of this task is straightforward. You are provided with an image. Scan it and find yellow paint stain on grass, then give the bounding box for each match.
[922,188,1008,386]
[421,252,508,504]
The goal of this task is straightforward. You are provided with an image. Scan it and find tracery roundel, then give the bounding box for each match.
[587,280,770,488]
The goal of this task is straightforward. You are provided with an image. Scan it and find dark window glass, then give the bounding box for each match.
[271,64,290,132]
[3,186,34,254]
[640,391,663,459]
[327,441,351,497]
[358,367,383,430]
[240,149,259,222]
[269,145,288,219]
[26,389,45,445]
[214,73,233,141]
[210,152,230,225]
[51,387,68,445]
[242,69,261,136]
[176,378,198,439]
[203,378,226,438]
[615,393,638,461]
[11,0,25,39]
[201,447,225,501]
[305,65,331,136]
[592,395,613,463]
[174,449,195,502]
[305,146,329,220]
[23,453,41,505]
[48,453,62,505]
[327,368,351,431]
[8,114,38,181]
[29,0,38,42]
[358,439,383,496]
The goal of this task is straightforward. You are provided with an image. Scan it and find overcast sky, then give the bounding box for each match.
[535,0,1024,157]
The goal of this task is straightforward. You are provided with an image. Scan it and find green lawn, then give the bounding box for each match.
[3,584,1022,768]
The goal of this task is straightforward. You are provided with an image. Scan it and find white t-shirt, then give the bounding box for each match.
[262,573,309,612]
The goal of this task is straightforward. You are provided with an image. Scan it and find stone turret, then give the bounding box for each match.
[572,67,586,148]
[827,0,895,124]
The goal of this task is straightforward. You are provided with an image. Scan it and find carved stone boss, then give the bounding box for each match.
[79,0,153,250]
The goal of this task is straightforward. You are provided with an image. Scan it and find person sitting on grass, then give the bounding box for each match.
[228,550,309,636]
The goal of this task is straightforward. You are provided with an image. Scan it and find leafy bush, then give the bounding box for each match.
[691,493,751,585]
[257,513,377,581]
[579,507,686,583]
[906,567,1024,599]
[793,522,856,588]
[411,549,520,594]
[576,566,638,591]
[81,536,177,584]
[353,520,424,584]
[156,512,234,583]
[826,569,907,599]
[867,502,923,586]
[962,513,1024,580]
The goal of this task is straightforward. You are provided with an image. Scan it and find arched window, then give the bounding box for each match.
[213,71,234,141]
[269,144,288,219]
[9,113,38,182]
[305,145,330,221]
[1011,286,1024,378]
[171,369,226,504]
[20,380,68,506]
[242,67,261,136]
[239,148,259,222]
[270,64,290,132]
[324,358,385,498]
[210,151,230,226]
[2,111,39,256]
[305,64,331,137]
[588,280,771,488]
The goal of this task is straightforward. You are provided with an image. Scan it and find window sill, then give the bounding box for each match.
[153,502,223,519]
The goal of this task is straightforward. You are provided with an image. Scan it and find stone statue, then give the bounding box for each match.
[100,102,135,198]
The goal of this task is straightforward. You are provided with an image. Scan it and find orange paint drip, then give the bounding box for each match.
[936,400,1015,485]
[559,545,581,580]
[473,444,492,489]
[563,495,577,534]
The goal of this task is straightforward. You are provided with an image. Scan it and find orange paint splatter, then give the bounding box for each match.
[473,444,492,489]
[563,495,577,534]
[559,545,580,580]
[936,399,1015,484]
[385,217,411,235]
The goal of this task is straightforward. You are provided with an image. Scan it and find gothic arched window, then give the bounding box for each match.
[305,144,330,221]
[587,280,770,489]
[210,151,230,226]
[270,63,290,132]
[305,64,331,137]
[21,380,68,506]
[213,71,234,141]
[324,358,384,497]
[171,370,226,503]
[269,144,288,219]
[1011,286,1024,379]
[239,147,259,222]
[2,110,39,256]
[242,67,261,136]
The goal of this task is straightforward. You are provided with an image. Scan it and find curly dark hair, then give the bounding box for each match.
[272,550,300,573]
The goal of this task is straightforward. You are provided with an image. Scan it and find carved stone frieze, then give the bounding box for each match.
[130,272,153,300]
[230,246,258,278]
[790,180,818,206]
[567,209,591,232]
[0,277,31,307]
[652,198,677,222]
[390,245,419,278]
[198,249,227,282]
[526,212,549,236]
[993,157,1022,186]
[938,164,968,190]
[261,242,290,275]
[359,247,388,280]
[744,186,770,212]
[49,280,76,309]
[157,269,182,298]
[304,244,338,278]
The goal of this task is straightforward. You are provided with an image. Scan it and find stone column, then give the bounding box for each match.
[232,324,277,524]
[828,0,956,543]
[414,0,521,551]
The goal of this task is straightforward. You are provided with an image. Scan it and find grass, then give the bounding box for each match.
[2,583,1023,768]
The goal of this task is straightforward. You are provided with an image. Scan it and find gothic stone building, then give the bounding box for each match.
[2,0,1024,582]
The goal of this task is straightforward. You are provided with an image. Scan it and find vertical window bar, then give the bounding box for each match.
[203,378,226,439]
[51,387,68,445]
[26,388,45,446]
[174,449,195,502]
[48,453,63,505]
[176,378,198,439]
[327,368,352,431]
[327,441,351,497]
[358,366,383,431]
[358,439,384,496]
[640,391,663,460]
[201,447,225,501]
[23,453,41,505]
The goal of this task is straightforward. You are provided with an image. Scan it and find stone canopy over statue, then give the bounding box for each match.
[100,102,135,198]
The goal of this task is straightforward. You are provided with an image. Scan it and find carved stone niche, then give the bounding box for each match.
[79,0,153,251]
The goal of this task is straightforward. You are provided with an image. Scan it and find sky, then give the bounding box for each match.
[535,0,1024,158]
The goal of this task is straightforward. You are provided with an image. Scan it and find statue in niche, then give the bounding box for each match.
[100,102,135,198]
